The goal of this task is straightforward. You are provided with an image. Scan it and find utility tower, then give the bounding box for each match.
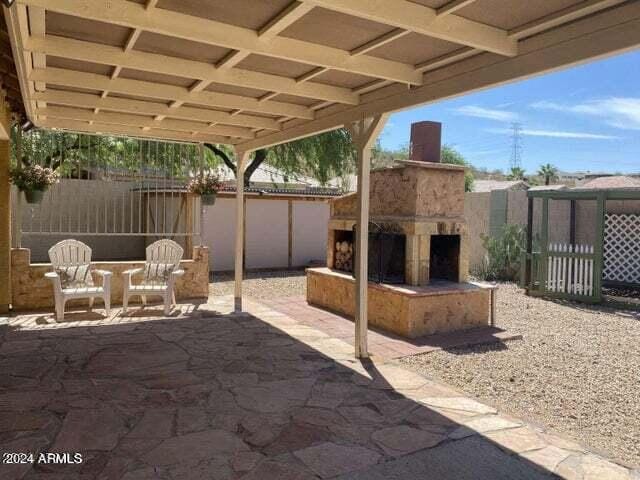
[510,122,523,170]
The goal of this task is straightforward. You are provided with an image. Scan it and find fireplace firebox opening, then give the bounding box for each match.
[333,230,354,273]
[368,231,406,284]
[430,235,460,282]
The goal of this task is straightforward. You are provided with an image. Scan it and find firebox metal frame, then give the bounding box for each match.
[352,222,406,284]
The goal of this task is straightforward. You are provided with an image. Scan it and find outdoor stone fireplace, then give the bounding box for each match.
[307,121,492,338]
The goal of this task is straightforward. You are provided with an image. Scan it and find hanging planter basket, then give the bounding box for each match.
[24,189,45,204]
[201,193,217,206]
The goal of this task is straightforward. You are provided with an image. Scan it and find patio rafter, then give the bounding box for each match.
[30,68,315,120]
[32,90,283,131]
[35,105,257,139]
[24,35,360,106]
[37,117,239,145]
[97,0,158,116]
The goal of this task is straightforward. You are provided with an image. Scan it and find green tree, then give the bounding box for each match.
[537,163,559,185]
[11,127,207,180]
[205,129,355,187]
[371,141,408,169]
[441,145,474,192]
[507,166,526,181]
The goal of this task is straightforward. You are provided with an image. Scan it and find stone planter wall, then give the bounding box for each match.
[11,246,209,311]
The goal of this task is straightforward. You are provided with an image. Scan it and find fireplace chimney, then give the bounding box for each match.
[409,121,441,163]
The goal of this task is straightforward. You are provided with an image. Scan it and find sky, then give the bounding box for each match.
[379,49,640,175]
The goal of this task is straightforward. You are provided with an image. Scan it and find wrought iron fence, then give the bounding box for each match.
[11,130,209,243]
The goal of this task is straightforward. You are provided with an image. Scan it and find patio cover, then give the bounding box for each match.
[4,0,640,355]
[5,0,640,147]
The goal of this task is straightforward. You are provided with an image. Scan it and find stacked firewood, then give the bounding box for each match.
[334,241,353,272]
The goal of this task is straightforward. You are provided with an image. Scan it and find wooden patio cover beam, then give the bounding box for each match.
[35,105,257,139]
[37,117,238,145]
[30,68,315,120]
[19,0,423,85]
[33,90,282,131]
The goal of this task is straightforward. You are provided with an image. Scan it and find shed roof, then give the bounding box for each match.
[528,184,568,191]
[472,179,527,192]
[6,1,640,150]
[580,175,640,190]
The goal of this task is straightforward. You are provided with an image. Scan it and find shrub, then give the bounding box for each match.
[473,224,526,281]
[187,172,222,195]
[10,164,59,192]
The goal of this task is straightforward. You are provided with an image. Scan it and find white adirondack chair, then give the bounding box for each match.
[46,239,112,321]
[122,239,184,315]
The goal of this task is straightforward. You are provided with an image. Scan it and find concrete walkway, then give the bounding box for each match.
[0,297,635,479]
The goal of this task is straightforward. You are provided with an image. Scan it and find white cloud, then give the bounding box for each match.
[531,97,640,130]
[486,127,619,140]
[455,105,519,122]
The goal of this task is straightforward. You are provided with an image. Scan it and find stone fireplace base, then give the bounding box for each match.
[306,267,493,339]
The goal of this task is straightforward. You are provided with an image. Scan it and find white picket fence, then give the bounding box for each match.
[546,243,595,296]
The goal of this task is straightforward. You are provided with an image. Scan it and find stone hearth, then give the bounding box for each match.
[307,155,492,338]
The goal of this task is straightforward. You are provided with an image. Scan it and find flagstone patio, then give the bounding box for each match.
[0,297,635,480]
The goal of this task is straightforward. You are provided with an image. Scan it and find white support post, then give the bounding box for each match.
[348,113,388,358]
[234,150,250,312]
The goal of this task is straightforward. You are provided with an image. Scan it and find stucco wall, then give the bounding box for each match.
[201,197,330,272]
[292,202,330,267]
[11,246,209,311]
[464,192,491,270]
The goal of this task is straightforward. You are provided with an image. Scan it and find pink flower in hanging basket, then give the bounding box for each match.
[187,172,222,195]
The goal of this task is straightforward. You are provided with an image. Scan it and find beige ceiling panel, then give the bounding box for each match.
[47,85,103,96]
[270,93,319,106]
[457,0,585,30]
[182,103,235,114]
[280,7,392,51]
[405,0,449,7]
[204,81,268,99]
[46,11,130,47]
[368,33,460,65]
[109,91,171,105]
[156,0,293,30]
[118,68,194,88]
[313,69,376,89]
[236,53,312,79]
[134,31,232,64]
[47,55,112,76]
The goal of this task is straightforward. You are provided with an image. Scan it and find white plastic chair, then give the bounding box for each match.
[122,239,184,315]
[46,239,112,321]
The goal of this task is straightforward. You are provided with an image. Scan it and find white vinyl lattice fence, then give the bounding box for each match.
[604,213,640,284]
[546,243,595,296]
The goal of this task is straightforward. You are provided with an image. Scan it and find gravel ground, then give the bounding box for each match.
[210,269,307,299]
[401,282,640,468]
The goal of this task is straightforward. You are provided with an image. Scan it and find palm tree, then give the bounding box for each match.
[538,163,559,185]
[507,166,526,181]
